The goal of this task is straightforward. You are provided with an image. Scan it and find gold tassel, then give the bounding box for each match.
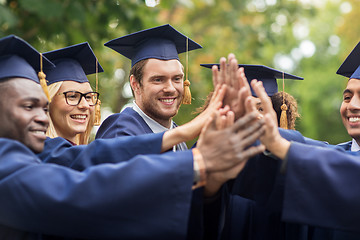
[279,72,287,129]
[38,53,51,102]
[94,99,101,126]
[94,57,101,126]
[182,79,191,104]
[280,103,288,129]
[181,37,191,105]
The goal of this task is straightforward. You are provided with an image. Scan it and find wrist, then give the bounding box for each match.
[192,148,207,190]
[203,173,223,197]
[266,136,291,160]
[162,128,185,152]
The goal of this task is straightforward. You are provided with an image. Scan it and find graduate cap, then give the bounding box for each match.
[0,35,54,83]
[104,24,202,67]
[200,64,303,96]
[336,41,360,79]
[43,42,104,84]
[105,24,202,104]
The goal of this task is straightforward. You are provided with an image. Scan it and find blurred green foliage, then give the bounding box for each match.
[0,0,356,144]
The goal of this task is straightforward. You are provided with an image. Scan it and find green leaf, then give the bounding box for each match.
[66,1,85,22]
[0,5,17,28]
[18,0,63,19]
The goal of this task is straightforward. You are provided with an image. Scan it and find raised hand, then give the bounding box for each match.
[186,84,227,139]
[196,97,265,173]
[201,96,265,196]
[251,79,290,159]
[212,54,253,120]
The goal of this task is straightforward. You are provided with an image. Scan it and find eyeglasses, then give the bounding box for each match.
[59,91,100,106]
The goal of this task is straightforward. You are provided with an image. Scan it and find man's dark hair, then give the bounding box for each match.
[129,59,149,86]
[129,59,149,96]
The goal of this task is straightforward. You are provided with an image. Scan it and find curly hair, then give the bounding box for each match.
[271,91,300,130]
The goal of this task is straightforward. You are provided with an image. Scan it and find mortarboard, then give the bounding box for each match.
[200,64,303,96]
[105,24,202,104]
[104,24,202,67]
[0,35,54,83]
[44,42,104,125]
[336,41,360,79]
[43,42,104,84]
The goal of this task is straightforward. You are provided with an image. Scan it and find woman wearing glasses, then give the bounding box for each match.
[44,42,102,145]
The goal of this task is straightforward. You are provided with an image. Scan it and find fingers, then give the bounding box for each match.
[207,85,220,110]
[198,114,214,145]
[227,53,236,61]
[203,85,227,122]
[238,144,266,160]
[239,88,249,108]
[232,111,262,132]
[210,84,226,109]
[219,57,226,86]
[229,55,238,88]
[238,67,250,93]
[232,120,265,146]
[212,83,220,95]
[215,108,235,130]
[251,80,273,116]
[216,113,227,130]
[263,112,277,133]
[232,61,240,90]
[219,105,230,115]
[230,126,265,160]
[212,65,219,87]
[226,111,235,127]
[244,95,256,114]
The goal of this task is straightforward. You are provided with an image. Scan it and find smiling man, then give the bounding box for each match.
[95,24,201,151]
[0,78,49,153]
[337,41,360,151]
[0,35,53,154]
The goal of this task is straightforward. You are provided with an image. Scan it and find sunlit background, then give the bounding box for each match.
[1,0,358,144]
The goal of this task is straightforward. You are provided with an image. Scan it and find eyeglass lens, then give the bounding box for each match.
[65,91,98,106]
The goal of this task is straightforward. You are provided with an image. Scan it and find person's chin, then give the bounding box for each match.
[71,128,87,136]
[348,128,360,138]
[69,123,88,132]
[29,142,45,153]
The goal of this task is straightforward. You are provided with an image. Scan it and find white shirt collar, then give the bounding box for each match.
[351,138,360,152]
[132,101,175,133]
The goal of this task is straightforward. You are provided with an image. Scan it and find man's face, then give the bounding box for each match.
[0,78,49,153]
[340,78,360,141]
[131,58,184,127]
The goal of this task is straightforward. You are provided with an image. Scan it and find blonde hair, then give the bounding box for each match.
[46,81,95,145]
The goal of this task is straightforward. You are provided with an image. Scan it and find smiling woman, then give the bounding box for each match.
[43,42,103,145]
[47,81,96,145]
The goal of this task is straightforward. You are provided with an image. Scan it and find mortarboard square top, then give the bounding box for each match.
[44,42,104,85]
[104,24,202,67]
[0,35,54,83]
[200,64,303,96]
[336,41,360,79]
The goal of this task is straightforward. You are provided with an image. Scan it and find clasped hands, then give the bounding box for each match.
[198,53,289,196]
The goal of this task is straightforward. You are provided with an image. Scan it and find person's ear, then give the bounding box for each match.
[130,75,141,95]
